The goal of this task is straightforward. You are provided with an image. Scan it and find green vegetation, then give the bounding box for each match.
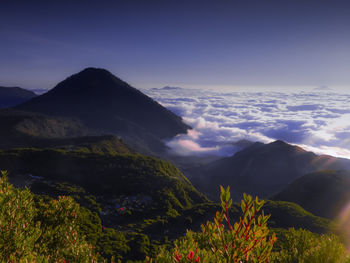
[0,171,99,262]
[149,186,277,262]
[263,200,333,233]
[1,169,350,262]
[0,147,347,262]
[147,187,350,263]
[0,148,208,262]
[271,228,350,263]
[0,148,206,206]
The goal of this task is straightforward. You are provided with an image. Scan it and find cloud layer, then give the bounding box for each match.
[144,88,350,158]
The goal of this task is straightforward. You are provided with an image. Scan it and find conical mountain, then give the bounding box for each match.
[16,68,190,153]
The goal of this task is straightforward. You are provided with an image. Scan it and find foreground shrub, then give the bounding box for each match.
[149,186,277,262]
[0,171,99,262]
[271,228,350,263]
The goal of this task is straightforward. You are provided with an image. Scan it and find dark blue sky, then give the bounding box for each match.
[1,0,350,90]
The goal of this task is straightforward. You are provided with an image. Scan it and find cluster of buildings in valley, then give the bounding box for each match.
[100,194,153,216]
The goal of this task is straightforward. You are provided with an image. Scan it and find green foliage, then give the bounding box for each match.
[271,228,350,263]
[98,228,129,260]
[150,186,277,262]
[35,196,98,262]
[0,171,99,262]
[0,170,42,262]
[0,148,207,212]
[166,208,180,218]
[83,195,102,213]
[263,200,333,234]
[127,232,151,261]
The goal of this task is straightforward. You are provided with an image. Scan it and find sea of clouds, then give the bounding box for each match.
[143,87,350,159]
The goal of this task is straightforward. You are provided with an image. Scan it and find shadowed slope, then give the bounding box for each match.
[0,109,88,149]
[273,170,350,219]
[16,68,190,154]
[188,140,350,201]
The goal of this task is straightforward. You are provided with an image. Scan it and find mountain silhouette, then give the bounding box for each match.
[187,140,350,200]
[0,86,37,108]
[16,68,190,153]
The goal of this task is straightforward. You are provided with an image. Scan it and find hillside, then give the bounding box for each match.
[273,170,350,219]
[0,86,37,108]
[0,148,207,211]
[0,109,89,149]
[187,140,350,201]
[0,109,133,155]
[0,147,208,260]
[35,135,133,155]
[160,199,332,240]
[16,68,190,154]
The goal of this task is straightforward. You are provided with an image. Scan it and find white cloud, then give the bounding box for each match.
[144,88,350,158]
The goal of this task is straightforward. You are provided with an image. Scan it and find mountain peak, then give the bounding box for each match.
[267,140,307,153]
[16,68,190,151]
[269,140,288,146]
[81,67,108,72]
[77,67,118,79]
[56,67,128,94]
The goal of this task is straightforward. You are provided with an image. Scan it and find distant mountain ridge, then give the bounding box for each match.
[16,68,190,154]
[151,86,183,91]
[187,140,350,200]
[0,86,37,108]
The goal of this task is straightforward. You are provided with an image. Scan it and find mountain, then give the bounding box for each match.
[0,109,89,149]
[151,86,183,91]
[187,140,350,201]
[0,86,37,108]
[16,68,190,154]
[272,170,350,219]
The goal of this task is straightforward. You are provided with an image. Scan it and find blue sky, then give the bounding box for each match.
[1,0,350,90]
